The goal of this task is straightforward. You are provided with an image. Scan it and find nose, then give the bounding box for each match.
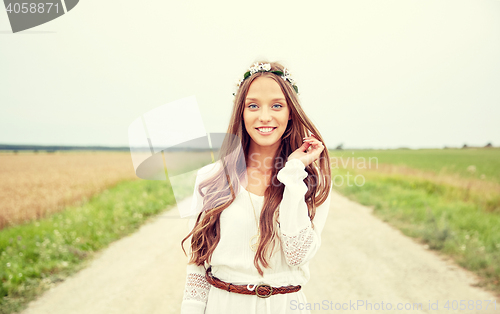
[259,107,272,123]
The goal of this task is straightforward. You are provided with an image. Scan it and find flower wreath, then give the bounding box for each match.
[234,62,299,95]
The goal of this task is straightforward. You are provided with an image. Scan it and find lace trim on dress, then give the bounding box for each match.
[281,226,314,266]
[183,273,211,303]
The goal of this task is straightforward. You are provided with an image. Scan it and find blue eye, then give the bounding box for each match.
[247,103,283,109]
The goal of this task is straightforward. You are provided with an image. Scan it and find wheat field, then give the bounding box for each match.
[0,151,139,230]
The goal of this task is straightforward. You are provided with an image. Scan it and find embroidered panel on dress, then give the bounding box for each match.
[183,273,211,303]
[281,226,314,266]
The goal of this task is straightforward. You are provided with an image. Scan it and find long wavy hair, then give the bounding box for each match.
[181,61,331,276]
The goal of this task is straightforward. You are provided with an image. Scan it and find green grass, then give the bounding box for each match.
[0,178,175,314]
[2,148,499,312]
[330,148,500,184]
[329,148,500,295]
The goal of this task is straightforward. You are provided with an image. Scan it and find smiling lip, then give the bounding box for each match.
[255,127,276,135]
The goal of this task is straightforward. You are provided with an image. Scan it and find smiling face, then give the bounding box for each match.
[243,76,291,150]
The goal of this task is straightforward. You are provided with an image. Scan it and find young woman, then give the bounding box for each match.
[180,61,333,314]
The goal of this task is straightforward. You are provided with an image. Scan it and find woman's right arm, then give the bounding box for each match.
[180,168,212,314]
[181,261,210,313]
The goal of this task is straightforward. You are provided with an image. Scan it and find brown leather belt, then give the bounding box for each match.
[205,266,301,298]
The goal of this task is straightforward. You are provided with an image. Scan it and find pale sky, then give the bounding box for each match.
[1,0,499,149]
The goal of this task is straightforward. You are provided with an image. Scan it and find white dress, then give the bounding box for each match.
[180,158,333,314]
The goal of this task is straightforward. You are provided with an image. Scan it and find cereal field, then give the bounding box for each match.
[0,152,139,230]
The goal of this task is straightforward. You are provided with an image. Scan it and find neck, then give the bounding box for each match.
[246,140,281,174]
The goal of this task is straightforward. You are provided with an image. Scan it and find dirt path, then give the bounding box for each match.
[20,191,498,314]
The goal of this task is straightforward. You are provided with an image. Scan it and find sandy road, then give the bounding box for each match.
[20,191,498,314]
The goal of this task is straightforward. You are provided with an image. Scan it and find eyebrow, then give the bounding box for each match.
[245,98,286,101]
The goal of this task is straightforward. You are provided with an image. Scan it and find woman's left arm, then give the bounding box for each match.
[276,158,333,267]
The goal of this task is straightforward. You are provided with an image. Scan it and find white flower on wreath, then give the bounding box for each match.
[280,67,293,84]
[250,62,271,74]
[250,63,259,74]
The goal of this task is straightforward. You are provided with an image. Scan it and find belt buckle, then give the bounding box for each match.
[255,283,273,298]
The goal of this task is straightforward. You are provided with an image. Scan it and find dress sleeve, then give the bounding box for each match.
[180,170,211,314]
[276,158,333,267]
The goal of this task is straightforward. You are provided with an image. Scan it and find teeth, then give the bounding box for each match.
[258,128,274,133]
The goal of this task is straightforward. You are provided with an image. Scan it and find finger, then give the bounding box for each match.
[304,139,320,144]
[305,139,322,146]
[310,142,324,150]
[304,138,318,143]
[313,141,323,147]
[300,141,311,151]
